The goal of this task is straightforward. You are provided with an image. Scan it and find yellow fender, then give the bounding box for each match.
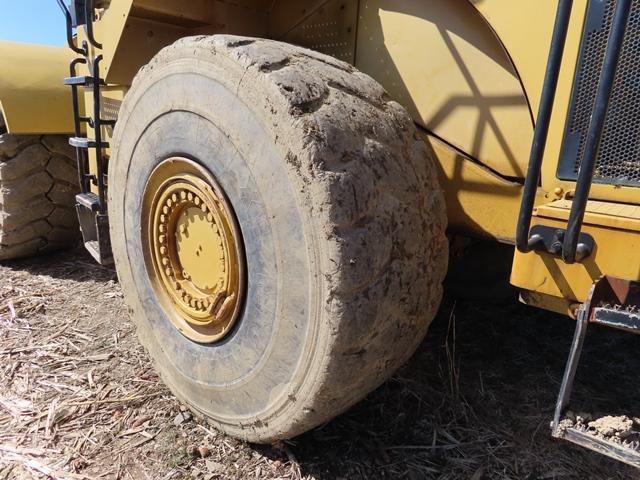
[0,41,74,134]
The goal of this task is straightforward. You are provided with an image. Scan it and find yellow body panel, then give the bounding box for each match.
[356,0,533,179]
[0,42,74,134]
[472,1,560,117]
[427,134,541,242]
[512,200,640,305]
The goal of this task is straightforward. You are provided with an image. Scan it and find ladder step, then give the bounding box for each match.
[76,192,100,212]
[64,75,104,86]
[555,424,640,469]
[69,137,109,149]
[592,306,640,332]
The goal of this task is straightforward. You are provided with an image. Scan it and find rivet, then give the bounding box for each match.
[158,224,167,233]
[171,194,178,203]
[187,192,194,201]
[194,197,201,206]
[162,206,169,215]
[158,235,166,243]
[207,213,214,223]
[180,191,187,200]
[161,257,169,266]
[160,246,167,255]
[160,214,167,223]
[165,268,173,277]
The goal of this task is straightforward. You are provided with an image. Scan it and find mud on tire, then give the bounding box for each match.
[110,35,448,443]
[0,134,79,260]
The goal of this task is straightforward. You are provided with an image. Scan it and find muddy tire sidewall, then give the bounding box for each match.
[110,69,322,430]
[110,36,448,442]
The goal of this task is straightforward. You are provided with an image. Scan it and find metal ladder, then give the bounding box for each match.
[515,0,640,466]
[57,0,115,264]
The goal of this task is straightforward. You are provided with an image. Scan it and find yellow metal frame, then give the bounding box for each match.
[512,200,640,313]
[0,42,75,134]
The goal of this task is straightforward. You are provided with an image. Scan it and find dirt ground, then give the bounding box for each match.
[1,247,639,480]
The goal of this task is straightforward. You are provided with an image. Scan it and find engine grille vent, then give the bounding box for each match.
[558,0,640,186]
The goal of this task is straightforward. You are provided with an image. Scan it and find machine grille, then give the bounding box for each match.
[558,0,640,186]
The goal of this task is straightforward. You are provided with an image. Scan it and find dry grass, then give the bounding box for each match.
[0,248,638,479]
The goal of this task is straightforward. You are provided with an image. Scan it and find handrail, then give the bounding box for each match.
[515,0,574,253]
[562,0,632,263]
[84,0,103,49]
[69,57,90,193]
[56,0,87,56]
[91,55,108,214]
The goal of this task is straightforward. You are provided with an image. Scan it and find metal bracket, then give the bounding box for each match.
[527,225,594,261]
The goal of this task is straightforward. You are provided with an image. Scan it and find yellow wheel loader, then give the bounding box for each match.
[57,0,640,466]
[0,42,78,259]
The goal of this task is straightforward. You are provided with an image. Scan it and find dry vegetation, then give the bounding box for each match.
[0,248,638,479]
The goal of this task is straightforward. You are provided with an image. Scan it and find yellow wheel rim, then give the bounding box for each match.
[142,158,245,343]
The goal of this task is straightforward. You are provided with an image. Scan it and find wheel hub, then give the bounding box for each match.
[143,158,244,343]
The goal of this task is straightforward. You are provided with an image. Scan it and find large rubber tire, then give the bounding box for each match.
[0,134,79,260]
[110,35,448,443]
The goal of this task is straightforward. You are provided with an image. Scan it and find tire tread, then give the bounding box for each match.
[0,134,79,260]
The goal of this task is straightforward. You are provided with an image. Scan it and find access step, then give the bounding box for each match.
[554,417,640,468]
[69,137,109,149]
[76,192,100,212]
[63,75,103,86]
[551,276,640,468]
[75,193,113,266]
